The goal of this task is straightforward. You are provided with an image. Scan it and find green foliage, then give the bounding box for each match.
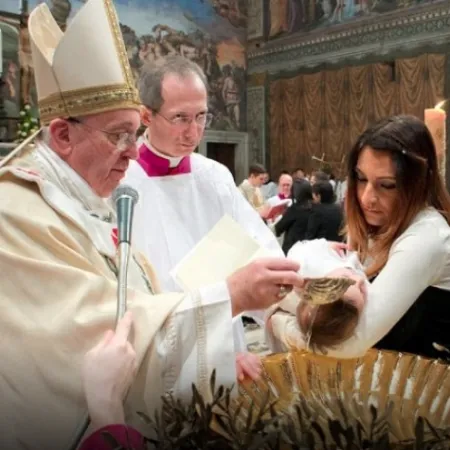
[103,371,450,450]
[16,104,40,143]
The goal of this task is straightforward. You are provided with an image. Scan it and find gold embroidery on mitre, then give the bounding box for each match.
[39,83,140,124]
[103,0,135,89]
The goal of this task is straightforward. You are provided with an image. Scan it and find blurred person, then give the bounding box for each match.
[261,172,278,200]
[310,170,329,185]
[292,167,305,181]
[307,181,343,242]
[274,181,314,254]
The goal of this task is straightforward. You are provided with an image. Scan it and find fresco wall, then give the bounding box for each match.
[268,0,446,37]
[0,0,247,132]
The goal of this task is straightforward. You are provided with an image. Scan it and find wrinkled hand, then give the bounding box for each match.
[82,311,137,429]
[329,241,348,257]
[235,352,262,382]
[227,257,304,316]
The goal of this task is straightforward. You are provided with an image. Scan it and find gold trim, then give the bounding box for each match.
[192,291,208,398]
[38,83,140,124]
[103,0,135,89]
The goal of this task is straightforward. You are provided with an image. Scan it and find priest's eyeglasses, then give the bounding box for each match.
[67,117,137,150]
[155,111,213,129]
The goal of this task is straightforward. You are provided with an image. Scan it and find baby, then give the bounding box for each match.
[266,239,369,353]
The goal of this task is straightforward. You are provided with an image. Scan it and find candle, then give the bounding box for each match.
[424,107,446,177]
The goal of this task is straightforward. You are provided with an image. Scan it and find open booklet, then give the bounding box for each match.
[265,197,291,221]
[267,196,292,208]
[171,215,271,290]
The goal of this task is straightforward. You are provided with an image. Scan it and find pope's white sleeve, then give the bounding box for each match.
[157,281,237,400]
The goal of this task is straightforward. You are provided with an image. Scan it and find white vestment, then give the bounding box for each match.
[0,141,237,449]
[123,143,283,351]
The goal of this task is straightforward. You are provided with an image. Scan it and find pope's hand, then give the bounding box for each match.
[235,352,262,382]
[227,257,303,316]
[82,311,137,430]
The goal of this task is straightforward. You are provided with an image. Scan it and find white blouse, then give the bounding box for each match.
[329,207,450,358]
[267,207,450,358]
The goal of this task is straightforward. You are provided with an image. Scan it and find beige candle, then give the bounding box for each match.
[424,106,446,178]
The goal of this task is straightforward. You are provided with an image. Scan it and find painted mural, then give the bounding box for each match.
[268,0,446,37]
[0,0,247,131]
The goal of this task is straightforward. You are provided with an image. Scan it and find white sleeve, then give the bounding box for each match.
[325,223,450,359]
[160,281,237,399]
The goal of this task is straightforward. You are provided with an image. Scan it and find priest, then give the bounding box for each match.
[0,1,304,449]
[124,56,283,352]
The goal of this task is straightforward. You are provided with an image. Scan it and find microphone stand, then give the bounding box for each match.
[67,241,130,450]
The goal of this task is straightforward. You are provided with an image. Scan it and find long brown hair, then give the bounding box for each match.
[345,115,450,278]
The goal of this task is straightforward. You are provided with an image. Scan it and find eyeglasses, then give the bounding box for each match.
[154,111,213,129]
[67,117,137,150]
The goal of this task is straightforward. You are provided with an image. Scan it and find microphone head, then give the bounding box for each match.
[112,185,139,206]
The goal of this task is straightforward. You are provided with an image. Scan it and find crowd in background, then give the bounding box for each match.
[238,163,346,254]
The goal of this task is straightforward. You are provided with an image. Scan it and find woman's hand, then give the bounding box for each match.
[82,311,137,430]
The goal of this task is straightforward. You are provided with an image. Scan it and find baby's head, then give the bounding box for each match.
[296,267,367,352]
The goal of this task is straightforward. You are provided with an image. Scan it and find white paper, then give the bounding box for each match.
[267,196,292,207]
[171,215,271,290]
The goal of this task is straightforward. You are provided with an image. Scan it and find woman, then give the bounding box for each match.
[306,181,343,242]
[274,180,314,254]
[268,115,450,360]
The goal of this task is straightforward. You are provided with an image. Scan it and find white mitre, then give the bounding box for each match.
[28,0,140,124]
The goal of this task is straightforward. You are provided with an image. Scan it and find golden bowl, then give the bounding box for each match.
[237,349,450,444]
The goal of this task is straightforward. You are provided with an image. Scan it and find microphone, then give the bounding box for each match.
[65,185,140,450]
[112,185,139,322]
[112,185,140,245]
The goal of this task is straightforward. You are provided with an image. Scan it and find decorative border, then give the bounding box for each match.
[247,0,264,40]
[248,3,450,73]
[246,86,266,166]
